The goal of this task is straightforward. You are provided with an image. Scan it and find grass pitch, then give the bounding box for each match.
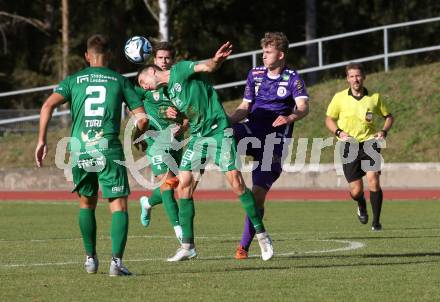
[1,199,440,301]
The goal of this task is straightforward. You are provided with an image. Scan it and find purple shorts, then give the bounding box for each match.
[233,121,292,190]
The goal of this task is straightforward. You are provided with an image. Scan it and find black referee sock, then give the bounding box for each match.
[351,192,367,210]
[370,190,383,225]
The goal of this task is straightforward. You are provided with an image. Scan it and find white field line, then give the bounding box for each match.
[0,237,364,268]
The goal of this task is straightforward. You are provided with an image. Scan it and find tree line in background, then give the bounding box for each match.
[0,0,439,109]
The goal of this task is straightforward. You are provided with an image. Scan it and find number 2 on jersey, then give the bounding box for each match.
[85,86,106,116]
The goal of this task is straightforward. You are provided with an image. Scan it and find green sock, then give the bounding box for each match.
[239,188,265,233]
[178,198,195,244]
[162,189,180,226]
[149,187,163,206]
[111,211,129,258]
[79,208,97,257]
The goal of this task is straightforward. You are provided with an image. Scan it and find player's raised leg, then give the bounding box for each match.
[139,187,163,227]
[161,172,182,243]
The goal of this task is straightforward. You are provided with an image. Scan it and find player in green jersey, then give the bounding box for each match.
[135,42,188,244]
[137,41,274,262]
[35,34,148,276]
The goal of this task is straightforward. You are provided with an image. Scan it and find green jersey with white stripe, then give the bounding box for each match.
[54,66,143,154]
[167,61,230,137]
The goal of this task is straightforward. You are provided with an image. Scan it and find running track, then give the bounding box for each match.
[1,190,440,201]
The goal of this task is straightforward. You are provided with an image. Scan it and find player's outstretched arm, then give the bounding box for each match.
[194,41,233,73]
[35,93,65,167]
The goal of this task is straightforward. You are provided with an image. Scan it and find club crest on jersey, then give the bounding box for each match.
[153,91,160,101]
[365,111,373,122]
[173,83,182,93]
[81,129,104,146]
[277,86,287,97]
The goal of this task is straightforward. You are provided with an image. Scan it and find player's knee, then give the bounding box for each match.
[350,187,363,199]
[109,197,128,212]
[367,179,381,191]
[366,173,380,191]
[176,180,192,199]
[228,172,246,195]
[232,182,246,195]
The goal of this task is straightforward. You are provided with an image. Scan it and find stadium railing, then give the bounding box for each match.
[1,16,439,127]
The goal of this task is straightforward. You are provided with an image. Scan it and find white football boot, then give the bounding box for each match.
[256,232,274,261]
[139,196,152,227]
[84,255,99,274]
[167,247,197,262]
[109,257,132,276]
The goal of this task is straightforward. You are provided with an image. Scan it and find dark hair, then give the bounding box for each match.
[86,34,110,54]
[260,32,289,53]
[345,62,365,75]
[153,41,175,58]
[135,64,162,84]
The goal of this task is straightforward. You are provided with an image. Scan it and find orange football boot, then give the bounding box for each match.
[235,245,248,260]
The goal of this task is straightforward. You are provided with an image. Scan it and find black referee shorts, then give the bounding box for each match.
[340,139,382,183]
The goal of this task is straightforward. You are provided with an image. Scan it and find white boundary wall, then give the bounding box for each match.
[1,163,439,191]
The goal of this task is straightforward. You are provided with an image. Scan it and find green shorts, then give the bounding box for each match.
[179,129,237,172]
[71,149,130,199]
[146,137,182,176]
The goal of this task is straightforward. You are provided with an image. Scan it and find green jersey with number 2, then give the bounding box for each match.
[54,66,143,154]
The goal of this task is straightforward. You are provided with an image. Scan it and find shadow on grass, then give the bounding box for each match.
[327,234,440,240]
[289,251,440,260]
[132,255,440,276]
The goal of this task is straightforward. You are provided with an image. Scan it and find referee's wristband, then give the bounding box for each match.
[335,128,343,138]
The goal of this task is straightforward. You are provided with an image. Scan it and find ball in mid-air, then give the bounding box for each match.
[124,36,152,64]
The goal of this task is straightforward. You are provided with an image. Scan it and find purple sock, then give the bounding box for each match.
[239,208,264,250]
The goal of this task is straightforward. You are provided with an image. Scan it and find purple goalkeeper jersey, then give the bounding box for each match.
[243,66,308,125]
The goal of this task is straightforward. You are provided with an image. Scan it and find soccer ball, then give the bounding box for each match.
[124,36,152,64]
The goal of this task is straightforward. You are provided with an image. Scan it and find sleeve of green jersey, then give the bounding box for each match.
[375,94,390,117]
[175,61,196,81]
[134,85,146,99]
[326,95,340,119]
[53,76,71,102]
[122,78,143,111]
